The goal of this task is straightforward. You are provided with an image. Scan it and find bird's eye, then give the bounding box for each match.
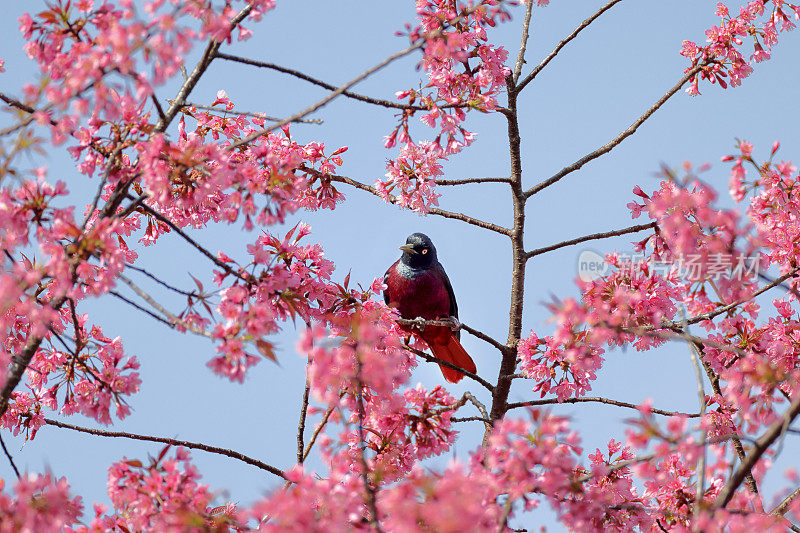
[421,249,428,255]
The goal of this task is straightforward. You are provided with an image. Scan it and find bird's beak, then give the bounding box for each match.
[399,244,417,254]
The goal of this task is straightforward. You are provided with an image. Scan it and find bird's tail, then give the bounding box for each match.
[423,328,476,383]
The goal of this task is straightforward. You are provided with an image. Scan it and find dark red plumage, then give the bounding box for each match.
[383,233,476,383]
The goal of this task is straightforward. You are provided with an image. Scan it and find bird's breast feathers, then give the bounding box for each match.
[385,261,452,319]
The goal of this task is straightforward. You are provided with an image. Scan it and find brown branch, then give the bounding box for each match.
[154,5,255,132]
[0,92,58,126]
[215,53,424,112]
[136,201,252,283]
[488,74,526,426]
[395,316,506,353]
[436,176,512,186]
[517,0,624,92]
[697,348,760,495]
[402,344,494,392]
[230,43,424,149]
[229,2,501,150]
[772,485,800,517]
[297,371,311,464]
[506,396,700,417]
[44,418,286,479]
[680,268,799,326]
[512,0,534,82]
[526,221,657,259]
[180,101,322,124]
[714,392,800,509]
[354,363,385,533]
[524,64,704,198]
[307,168,511,236]
[0,433,20,479]
[302,403,337,463]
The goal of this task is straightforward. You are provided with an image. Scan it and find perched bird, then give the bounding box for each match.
[383,233,476,383]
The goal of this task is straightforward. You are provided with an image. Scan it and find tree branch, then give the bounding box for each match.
[0,433,20,479]
[305,167,512,235]
[215,53,425,112]
[526,221,657,259]
[506,396,700,417]
[402,343,494,392]
[512,0,534,82]
[395,317,506,353]
[43,418,286,480]
[436,176,512,186]
[517,0,624,92]
[524,64,703,198]
[714,391,800,509]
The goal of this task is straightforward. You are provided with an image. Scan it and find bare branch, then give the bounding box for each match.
[180,101,322,124]
[0,433,20,479]
[216,53,422,112]
[136,200,252,284]
[302,403,337,463]
[772,486,800,517]
[354,362,385,533]
[680,268,799,327]
[304,167,512,236]
[154,5,256,132]
[714,392,800,509]
[395,317,506,353]
[506,396,700,417]
[524,64,703,198]
[436,176,512,186]
[297,371,311,464]
[229,2,501,149]
[230,42,424,149]
[517,0,624,92]
[686,338,708,521]
[402,343,494,392]
[512,0,535,82]
[526,221,657,259]
[44,418,286,479]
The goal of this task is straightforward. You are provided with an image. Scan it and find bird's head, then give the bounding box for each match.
[398,233,437,269]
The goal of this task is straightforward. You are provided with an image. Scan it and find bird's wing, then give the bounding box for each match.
[435,262,458,319]
[383,266,392,306]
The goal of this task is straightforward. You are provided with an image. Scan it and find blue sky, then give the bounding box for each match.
[2,1,800,530]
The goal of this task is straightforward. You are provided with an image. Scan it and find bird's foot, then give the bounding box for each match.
[412,316,427,332]
[443,316,461,332]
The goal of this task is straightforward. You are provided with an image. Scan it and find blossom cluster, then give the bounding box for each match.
[681,1,800,95]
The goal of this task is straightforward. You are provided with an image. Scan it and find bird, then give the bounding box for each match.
[383,233,476,383]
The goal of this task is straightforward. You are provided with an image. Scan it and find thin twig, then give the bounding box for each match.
[524,64,703,198]
[302,403,337,463]
[687,337,708,521]
[517,0,624,92]
[125,264,195,297]
[181,102,322,124]
[526,221,657,259]
[512,0,535,82]
[136,201,251,283]
[215,53,425,112]
[396,316,506,353]
[354,362,385,533]
[229,2,498,149]
[771,485,800,517]
[506,396,699,417]
[436,176,512,186]
[44,418,286,479]
[307,168,511,236]
[402,343,494,392]
[0,433,21,479]
[680,268,799,326]
[297,371,311,464]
